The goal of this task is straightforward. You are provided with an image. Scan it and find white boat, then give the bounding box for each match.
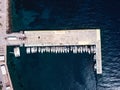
[43,48,45,53]
[93,55,96,60]
[26,47,30,54]
[31,47,37,53]
[47,47,50,52]
[85,46,88,52]
[73,49,77,53]
[80,47,83,53]
[82,46,86,53]
[90,46,94,53]
[50,48,53,53]
[14,47,20,57]
[77,47,80,53]
[41,49,44,53]
[70,47,72,51]
[93,46,96,53]
[55,49,58,53]
[94,64,97,71]
[53,47,55,53]
[87,48,91,54]
[38,47,41,53]
[45,47,49,52]
[67,48,69,53]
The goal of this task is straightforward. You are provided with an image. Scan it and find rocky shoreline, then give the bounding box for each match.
[6,0,12,34]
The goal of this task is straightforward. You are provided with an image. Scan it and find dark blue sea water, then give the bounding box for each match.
[7,0,120,90]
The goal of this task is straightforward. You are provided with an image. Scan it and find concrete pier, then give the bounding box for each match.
[23,29,102,74]
[24,30,98,46]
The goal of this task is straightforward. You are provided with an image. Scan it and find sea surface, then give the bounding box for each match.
[7,0,120,90]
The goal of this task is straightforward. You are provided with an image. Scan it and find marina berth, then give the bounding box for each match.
[0,28,102,90]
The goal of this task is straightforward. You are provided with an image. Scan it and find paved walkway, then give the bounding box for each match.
[0,0,13,89]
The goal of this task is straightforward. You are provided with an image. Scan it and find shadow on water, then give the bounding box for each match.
[7,47,96,90]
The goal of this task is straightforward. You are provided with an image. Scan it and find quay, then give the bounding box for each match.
[24,30,100,46]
